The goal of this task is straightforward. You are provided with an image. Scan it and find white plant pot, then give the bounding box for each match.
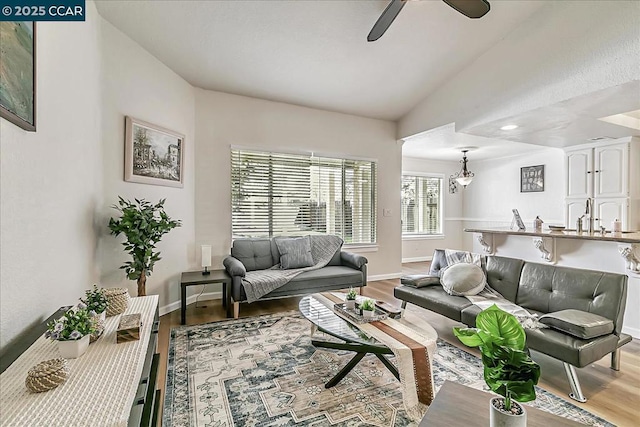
[362,309,374,318]
[345,299,356,310]
[98,311,106,322]
[57,335,90,359]
[490,397,527,427]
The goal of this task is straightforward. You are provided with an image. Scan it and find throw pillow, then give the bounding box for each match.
[401,274,441,288]
[539,309,614,339]
[275,236,314,269]
[440,263,486,296]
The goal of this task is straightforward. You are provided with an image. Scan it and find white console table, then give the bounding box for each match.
[0,295,159,427]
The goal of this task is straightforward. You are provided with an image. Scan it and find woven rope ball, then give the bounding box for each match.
[105,287,130,317]
[26,358,69,393]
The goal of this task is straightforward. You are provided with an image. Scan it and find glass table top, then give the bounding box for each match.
[298,294,380,346]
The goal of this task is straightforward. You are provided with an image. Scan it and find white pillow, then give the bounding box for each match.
[441,263,486,296]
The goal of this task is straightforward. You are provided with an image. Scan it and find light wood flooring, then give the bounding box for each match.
[158,262,640,426]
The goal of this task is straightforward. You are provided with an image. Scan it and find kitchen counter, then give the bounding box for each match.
[464,227,640,244]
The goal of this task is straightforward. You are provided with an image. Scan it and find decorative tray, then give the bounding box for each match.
[334,303,388,324]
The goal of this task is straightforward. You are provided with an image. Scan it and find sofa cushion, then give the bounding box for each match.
[485,256,524,303]
[237,266,363,300]
[516,262,627,334]
[401,274,440,288]
[525,327,619,368]
[394,285,472,322]
[539,309,614,339]
[231,238,275,271]
[441,263,486,296]
[275,236,314,269]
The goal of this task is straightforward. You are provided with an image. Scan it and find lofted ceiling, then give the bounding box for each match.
[95,0,544,121]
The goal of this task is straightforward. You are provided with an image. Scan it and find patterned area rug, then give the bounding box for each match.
[163,311,613,427]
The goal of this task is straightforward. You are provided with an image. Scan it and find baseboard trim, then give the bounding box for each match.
[401,256,433,263]
[368,272,403,281]
[622,325,640,339]
[160,290,223,316]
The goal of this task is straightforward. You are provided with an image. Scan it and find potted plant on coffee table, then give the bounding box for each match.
[45,304,96,359]
[108,197,181,296]
[360,298,375,318]
[453,305,540,427]
[81,284,108,321]
[345,288,357,310]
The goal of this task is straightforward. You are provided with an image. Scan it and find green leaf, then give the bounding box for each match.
[453,304,540,404]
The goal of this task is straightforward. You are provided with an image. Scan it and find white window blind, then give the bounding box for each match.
[231,149,377,244]
[401,175,443,235]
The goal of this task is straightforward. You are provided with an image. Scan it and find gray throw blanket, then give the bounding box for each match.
[242,235,344,303]
[444,250,547,330]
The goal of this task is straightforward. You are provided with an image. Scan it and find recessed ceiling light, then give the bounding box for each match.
[500,124,519,131]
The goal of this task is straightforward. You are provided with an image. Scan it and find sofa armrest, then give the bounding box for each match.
[340,251,368,269]
[223,256,246,278]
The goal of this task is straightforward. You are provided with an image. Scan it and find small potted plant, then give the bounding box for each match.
[453,305,540,427]
[45,304,96,359]
[360,298,375,318]
[345,288,357,310]
[81,284,108,321]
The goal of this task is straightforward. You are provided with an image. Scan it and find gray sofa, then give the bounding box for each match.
[395,249,631,402]
[223,237,368,318]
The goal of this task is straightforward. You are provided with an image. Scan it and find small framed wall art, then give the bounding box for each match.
[0,22,36,131]
[520,165,544,193]
[125,116,185,188]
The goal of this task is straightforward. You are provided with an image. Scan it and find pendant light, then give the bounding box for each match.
[451,149,474,187]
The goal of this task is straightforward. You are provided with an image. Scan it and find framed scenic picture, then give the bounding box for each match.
[0,22,36,131]
[520,165,544,193]
[125,116,185,188]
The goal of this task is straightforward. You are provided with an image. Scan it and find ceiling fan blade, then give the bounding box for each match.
[367,0,407,42]
[443,0,490,19]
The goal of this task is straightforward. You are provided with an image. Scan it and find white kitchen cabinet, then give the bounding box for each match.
[594,198,628,230]
[565,138,638,231]
[566,148,593,198]
[594,144,628,198]
[565,199,587,228]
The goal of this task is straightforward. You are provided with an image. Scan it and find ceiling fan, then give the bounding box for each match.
[368,0,491,42]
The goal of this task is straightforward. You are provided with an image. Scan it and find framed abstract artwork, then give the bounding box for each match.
[521,165,544,193]
[124,116,185,188]
[0,22,36,131]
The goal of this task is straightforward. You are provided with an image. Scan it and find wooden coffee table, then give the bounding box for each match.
[419,381,586,426]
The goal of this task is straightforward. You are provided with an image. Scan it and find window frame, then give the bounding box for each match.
[401,172,445,239]
[230,147,378,246]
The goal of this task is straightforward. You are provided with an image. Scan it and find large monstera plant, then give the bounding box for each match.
[453,305,540,412]
[108,197,181,296]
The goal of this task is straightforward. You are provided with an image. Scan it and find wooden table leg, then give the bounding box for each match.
[180,284,187,325]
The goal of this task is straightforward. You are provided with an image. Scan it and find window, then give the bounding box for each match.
[401,174,443,235]
[231,149,377,244]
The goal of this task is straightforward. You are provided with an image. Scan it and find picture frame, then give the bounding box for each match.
[0,22,36,132]
[520,165,544,193]
[511,209,526,231]
[125,116,185,188]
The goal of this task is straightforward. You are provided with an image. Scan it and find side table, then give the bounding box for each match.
[180,269,232,324]
[419,381,584,426]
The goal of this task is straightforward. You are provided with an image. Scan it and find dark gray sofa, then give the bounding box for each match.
[395,249,631,402]
[223,237,367,318]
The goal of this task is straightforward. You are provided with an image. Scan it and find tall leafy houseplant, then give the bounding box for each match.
[108,197,181,296]
[453,305,540,417]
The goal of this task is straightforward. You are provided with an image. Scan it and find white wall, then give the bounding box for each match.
[461,148,565,249]
[96,19,196,309]
[194,89,401,280]
[401,157,464,261]
[0,3,103,351]
[399,1,640,139]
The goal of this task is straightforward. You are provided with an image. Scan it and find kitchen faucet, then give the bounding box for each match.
[584,198,594,233]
